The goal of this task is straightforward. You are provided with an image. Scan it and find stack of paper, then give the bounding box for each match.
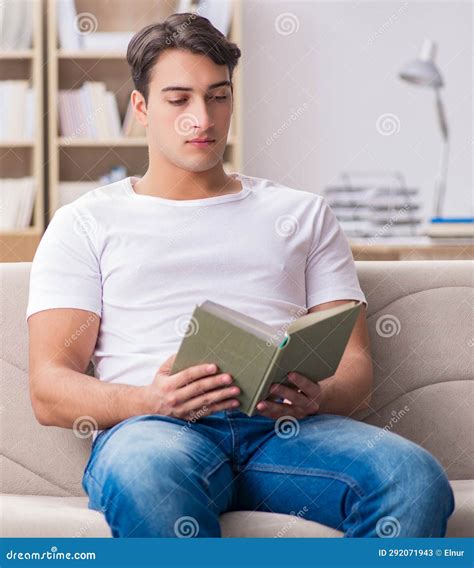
[324,185,422,238]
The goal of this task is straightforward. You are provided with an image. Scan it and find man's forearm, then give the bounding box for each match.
[317,354,373,417]
[32,366,151,431]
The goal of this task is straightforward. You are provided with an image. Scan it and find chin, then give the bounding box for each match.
[176,156,223,174]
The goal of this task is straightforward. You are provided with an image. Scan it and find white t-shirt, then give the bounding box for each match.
[26,172,367,440]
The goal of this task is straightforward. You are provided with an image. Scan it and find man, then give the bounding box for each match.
[27,13,454,538]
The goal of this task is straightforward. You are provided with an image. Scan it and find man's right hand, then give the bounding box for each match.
[144,353,241,420]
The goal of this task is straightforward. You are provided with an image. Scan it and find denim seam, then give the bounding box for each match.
[237,462,367,499]
[226,412,239,467]
[234,415,241,464]
[201,457,232,488]
[343,498,363,537]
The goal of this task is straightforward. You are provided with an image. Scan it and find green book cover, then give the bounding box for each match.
[169,300,363,416]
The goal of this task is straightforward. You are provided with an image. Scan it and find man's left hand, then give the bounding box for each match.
[255,372,322,420]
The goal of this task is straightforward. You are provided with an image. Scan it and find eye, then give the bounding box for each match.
[168,96,228,106]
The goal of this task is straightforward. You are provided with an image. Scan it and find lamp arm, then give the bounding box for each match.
[433,90,449,218]
[435,89,449,140]
[433,137,450,219]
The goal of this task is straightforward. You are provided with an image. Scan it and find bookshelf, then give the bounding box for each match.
[0,0,44,262]
[46,0,243,221]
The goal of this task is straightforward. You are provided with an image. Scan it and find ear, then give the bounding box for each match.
[131,89,148,128]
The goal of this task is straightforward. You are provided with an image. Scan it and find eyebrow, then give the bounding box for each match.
[161,80,232,93]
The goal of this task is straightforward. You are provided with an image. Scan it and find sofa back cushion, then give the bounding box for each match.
[354,261,473,481]
[0,261,472,496]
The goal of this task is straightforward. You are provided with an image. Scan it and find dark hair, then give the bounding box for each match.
[126,12,241,103]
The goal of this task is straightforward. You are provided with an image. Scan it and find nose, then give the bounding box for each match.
[191,98,215,132]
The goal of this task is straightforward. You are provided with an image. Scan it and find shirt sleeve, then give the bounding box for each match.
[305,197,367,310]
[25,204,102,322]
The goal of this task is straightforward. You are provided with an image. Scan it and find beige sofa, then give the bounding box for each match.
[1,260,472,538]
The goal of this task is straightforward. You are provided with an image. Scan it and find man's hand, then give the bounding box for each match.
[255,372,322,420]
[255,299,373,420]
[144,353,241,421]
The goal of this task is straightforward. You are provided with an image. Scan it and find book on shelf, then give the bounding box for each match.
[0,177,36,230]
[56,0,132,52]
[81,32,134,52]
[170,299,362,416]
[0,81,35,141]
[0,0,33,51]
[425,218,474,238]
[58,82,122,139]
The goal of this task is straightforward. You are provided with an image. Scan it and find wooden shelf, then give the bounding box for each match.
[57,50,127,59]
[0,50,34,59]
[0,227,42,237]
[0,0,44,262]
[0,140,35,147]
[57,137,149,147]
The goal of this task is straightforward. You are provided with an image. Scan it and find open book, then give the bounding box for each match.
[169,299,363,416]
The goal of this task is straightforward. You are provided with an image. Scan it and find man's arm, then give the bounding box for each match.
[307,300,374,416]
[28,308,149,429]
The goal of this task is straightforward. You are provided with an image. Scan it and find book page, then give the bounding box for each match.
[200,300,279,343]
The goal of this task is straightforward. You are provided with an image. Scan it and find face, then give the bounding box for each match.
[132,48,234,173]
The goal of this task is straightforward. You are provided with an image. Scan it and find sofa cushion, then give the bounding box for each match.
[1,480,471,538]
[0,494,341,538]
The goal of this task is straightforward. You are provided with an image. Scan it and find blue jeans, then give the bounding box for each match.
[82,409,455,538]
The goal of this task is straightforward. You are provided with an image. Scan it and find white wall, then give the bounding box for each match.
[240,0,473,218]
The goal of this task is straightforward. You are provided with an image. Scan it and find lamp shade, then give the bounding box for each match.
[399,39,444,88]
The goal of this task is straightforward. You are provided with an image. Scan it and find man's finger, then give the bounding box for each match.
[287,371,314,392]
[256,400,305,420]
[269,383,308,407]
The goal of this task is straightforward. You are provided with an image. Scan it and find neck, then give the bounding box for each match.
[133,159,239,201]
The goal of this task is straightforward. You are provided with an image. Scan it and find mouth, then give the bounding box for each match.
[186,139,216,147]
